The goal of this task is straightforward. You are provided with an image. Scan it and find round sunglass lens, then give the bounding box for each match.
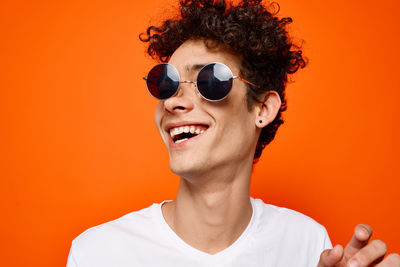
[146,64,180,99]
[197,63,233,101]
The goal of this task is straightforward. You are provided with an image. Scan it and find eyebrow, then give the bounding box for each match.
[184,63,207,73]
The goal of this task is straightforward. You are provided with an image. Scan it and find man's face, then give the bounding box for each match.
[154,39,260,178]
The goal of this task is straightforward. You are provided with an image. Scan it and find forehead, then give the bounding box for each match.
[168,39,242,75]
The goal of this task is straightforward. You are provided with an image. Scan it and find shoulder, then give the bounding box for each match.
[249,198,332,266]
[251,197,329,241]
[67,202,167,266]
[71,203,160,251]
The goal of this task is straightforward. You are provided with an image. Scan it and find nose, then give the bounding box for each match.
[163,82,196,114]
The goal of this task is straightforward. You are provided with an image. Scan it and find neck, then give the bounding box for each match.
[161,161,253,254]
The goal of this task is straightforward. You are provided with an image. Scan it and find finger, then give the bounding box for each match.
[347,239,387,267]
[344,224,373,258]
[317,245,343,267]
[375,253,400,267]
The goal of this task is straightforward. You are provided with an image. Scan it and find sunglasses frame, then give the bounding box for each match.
[143,62,260,102]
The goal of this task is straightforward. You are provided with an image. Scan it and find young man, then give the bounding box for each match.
[67,0,399,266]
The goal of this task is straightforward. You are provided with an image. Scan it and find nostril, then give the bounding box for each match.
[174,106,186,110]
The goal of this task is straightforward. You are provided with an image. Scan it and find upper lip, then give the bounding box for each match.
[164,121,210,132]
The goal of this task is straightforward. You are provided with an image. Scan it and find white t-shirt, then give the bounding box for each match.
[67,197,332,267]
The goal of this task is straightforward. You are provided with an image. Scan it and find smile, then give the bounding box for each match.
[169,125,208,144]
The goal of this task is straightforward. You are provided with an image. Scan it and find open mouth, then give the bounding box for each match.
[169,125,208,144]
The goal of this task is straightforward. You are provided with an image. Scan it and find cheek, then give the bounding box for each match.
[154,102,163,125]
[228,102,257,144]
[154,103,167,142]
[214,107,255,146]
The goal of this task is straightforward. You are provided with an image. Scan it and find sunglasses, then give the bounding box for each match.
[143,62,259,101]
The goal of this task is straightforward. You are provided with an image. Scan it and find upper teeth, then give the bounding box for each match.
[170,125,205,138]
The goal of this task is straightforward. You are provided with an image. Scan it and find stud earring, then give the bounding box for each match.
[259,120,262,123]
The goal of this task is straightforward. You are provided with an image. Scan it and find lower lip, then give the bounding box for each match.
[169,131,206,149]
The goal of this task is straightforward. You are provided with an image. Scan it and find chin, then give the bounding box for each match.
[169,158,207,179]
[169,162,196,178]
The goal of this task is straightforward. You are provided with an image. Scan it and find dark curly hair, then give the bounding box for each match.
[139,0,306,162]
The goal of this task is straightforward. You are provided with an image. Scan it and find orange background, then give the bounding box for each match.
[1,0,399,266]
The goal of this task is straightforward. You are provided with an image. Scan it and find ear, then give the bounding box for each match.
[255,91,281,128]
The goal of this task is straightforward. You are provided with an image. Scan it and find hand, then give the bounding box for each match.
[317,224,400,266]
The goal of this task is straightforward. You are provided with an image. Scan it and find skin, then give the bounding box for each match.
[318,224,400,266]
[153,39,400,265]
[154,39,279,254]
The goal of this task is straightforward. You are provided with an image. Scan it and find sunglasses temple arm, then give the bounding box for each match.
[234,76,261,89]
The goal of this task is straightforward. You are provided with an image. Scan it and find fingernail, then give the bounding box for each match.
[349,259,359,267]
[360,227,369,238]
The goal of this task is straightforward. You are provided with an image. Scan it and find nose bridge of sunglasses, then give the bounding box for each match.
[176,80,201,98]
[180,80,196,86]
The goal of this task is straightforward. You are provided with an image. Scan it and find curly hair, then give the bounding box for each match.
[139,0,306,162]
